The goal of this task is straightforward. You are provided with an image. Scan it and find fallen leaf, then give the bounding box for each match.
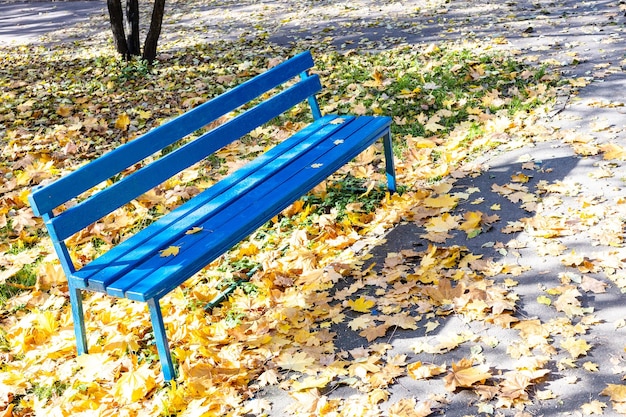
[581,400,606,415]
[560,337,592,359]
[160,245,180,257]
[113,363,156,405]
[115,113,131,131]
[347,296,376,313]
[601,384,626,402]
[443,358,492,391]
[276,351,315,373]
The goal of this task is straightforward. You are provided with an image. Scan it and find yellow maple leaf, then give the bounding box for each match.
[536,389,556,400]
[407,361,446,380]
[258,369,281,386]
[498,371,531,401]
[291,375,332,391]
[459,211,482,233]
[137,109,152,119]
[424,213,459,233]
[537,295,552,306]
[443,358,492,391]
[115,113,131,131]
[581,400,606,415]
[34,310,58,337]
[423,194,459,210]
[388,398,427,417]
[113,363,156,404]
[185,226,203,235]
[348,315,374,331]
[554,287,584,317]
[369,388,389,404]
[424,114,445,133]
[160,245,180,257]
[601,384,626,402]
[511,173,530,183]
[422,278,465,305]
[236,242,259,258]
[560,337,592,359]
[600,143,626,161]
[383,312,418,330]
[583,361,599,372]
[424,320,440,334]
[276,351,315,373]
[347,296,376,313]
[569,77,590,87]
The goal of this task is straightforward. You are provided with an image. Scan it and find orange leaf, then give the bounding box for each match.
[359,324,390,342]
[56,105,72,117]
[443,358,492,391]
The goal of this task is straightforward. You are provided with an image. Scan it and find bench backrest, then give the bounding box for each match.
[29,51,322,244]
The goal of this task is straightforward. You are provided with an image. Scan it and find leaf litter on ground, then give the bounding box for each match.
[2,1,626,416]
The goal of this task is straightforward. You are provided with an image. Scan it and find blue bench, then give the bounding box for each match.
[28,51,396,381]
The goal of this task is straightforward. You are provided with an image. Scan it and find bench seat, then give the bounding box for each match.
[73,115,391,302]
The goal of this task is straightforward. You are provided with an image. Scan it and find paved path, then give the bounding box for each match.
[1,1,625,415]
[0,0,103,46]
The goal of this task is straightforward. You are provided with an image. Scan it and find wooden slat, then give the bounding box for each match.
[49,74,323,241]
[28,51,316,217]
[72,115,350,290]
[99,116,391,300]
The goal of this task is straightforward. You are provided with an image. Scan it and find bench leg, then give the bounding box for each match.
[382,130,397,193]
[68,285,89,355]
[147,298,176,381]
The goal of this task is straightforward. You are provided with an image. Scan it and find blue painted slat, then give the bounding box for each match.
[72,115,350,291]
[28,51,316,217]
[102,116,369,298]
[106,117,391,301]
[50,74,323,241]
[129,117,391,301]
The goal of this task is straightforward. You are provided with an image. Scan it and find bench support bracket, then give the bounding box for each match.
[382,131,397,192]
[147,298,176,381]
[69,285,88,356]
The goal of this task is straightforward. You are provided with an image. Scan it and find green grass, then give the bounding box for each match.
[301,174,391,219]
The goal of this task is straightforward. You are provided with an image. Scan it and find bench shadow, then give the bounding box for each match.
[306,142,626,415]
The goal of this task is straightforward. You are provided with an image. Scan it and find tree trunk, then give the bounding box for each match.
[107,0,130,60]
[126,0,141,56]
[143,0,166,64]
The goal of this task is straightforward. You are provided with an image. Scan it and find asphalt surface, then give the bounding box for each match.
[1,0,625,415]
